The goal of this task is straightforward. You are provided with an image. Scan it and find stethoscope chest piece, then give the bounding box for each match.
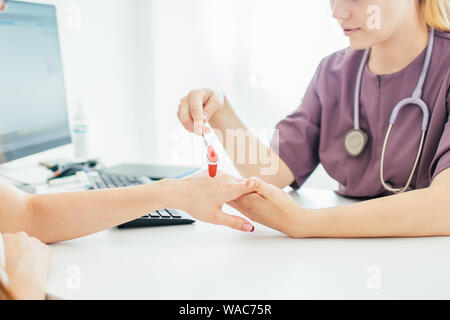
[344,129,368,157]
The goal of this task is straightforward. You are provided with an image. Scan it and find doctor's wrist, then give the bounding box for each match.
[283,208,319,239]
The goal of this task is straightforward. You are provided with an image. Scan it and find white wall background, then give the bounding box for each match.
[53,0,155,164]
[151,0,347,189]
[9,0,349,190]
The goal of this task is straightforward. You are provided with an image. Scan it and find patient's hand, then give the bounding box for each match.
[228,178,313,238]
[2,232,51,300]
[174,171,256,232]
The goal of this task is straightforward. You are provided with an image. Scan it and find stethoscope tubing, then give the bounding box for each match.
[352,28,435,194]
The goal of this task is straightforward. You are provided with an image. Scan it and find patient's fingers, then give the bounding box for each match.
[214,210,254,233]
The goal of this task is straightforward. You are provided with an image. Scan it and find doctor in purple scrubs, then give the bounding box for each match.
[178,0,450,238]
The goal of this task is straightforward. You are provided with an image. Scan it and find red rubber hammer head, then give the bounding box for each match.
[207,145,219,178]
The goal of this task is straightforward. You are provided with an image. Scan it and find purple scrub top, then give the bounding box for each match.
[271,30,450,198]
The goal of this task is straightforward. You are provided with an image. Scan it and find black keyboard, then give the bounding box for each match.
[87,171,195,229]
[88,171,152,189]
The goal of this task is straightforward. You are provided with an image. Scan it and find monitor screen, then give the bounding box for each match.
[0,0,71,164]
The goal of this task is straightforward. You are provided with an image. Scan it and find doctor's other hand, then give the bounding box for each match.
[229,178,315,238]
[177,88,225,136]
[2,232,52,300]
[173,171,256,233]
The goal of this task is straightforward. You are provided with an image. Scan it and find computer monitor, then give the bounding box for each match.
[0,0,71,164]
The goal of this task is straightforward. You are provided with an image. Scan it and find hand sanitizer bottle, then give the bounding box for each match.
[72,101,89,159]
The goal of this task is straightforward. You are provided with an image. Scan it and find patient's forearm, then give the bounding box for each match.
[27,180,176,244]
[308,187,450,238]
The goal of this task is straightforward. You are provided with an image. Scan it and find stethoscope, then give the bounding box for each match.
[344,28,434,194]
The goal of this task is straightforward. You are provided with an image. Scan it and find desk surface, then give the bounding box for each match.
[46,187,450,300]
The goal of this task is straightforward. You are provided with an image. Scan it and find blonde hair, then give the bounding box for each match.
[420,0,450,32]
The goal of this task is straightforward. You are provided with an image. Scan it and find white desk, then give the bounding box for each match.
[46,187,450,300]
